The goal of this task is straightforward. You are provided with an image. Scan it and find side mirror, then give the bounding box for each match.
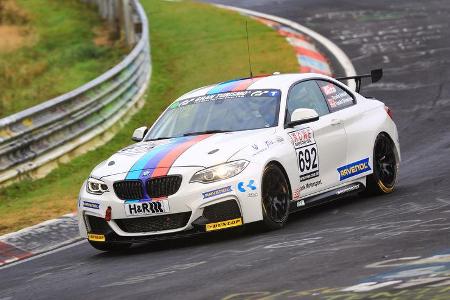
[132,126,148,142]
[285,108,319,128]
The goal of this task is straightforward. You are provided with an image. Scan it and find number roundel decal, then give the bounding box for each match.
[288,128,320,182]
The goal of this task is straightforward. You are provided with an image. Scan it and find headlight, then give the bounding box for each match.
[190,160,249,183]
[86,177,109,195]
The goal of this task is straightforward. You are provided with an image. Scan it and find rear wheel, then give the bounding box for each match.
[261,164,290,230]
[88,240,132,252]
[366,133,398,195]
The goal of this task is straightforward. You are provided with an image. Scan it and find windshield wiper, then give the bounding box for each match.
[183,130,230,136]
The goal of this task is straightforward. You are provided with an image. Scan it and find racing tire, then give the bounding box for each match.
[261,164,290,230]
[366,133,398,195]
[88,240,132,252]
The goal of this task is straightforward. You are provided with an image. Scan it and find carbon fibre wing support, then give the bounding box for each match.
[336,69,383,93]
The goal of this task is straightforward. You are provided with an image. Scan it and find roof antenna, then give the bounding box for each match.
[245,21,253,78]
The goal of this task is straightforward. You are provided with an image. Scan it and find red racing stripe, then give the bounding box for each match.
[151,134,212,178]
[231,77,263,91]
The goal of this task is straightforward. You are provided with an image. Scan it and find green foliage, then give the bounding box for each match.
[0,0,125,117]
[0,0,298,234]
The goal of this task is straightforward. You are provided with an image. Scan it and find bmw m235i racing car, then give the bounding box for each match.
[78,70,400,251]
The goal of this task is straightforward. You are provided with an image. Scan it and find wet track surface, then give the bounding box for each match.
[2,1,450,299]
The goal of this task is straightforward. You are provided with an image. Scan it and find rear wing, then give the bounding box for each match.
[336,69,383,93]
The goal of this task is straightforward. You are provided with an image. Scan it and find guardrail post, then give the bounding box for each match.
[120,0,136,47]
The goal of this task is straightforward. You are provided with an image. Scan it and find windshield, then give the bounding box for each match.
[145,89,281,140]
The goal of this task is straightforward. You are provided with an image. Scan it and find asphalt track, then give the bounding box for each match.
[1,1,450,299]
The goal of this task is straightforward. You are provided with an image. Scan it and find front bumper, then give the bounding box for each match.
[78,166,263,242]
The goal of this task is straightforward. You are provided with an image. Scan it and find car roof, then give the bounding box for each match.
[176,73,334,101]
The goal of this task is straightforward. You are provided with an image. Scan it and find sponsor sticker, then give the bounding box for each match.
[296,200,305,207]
[83,201,100,210]
[125,200,170,216]
[289,127,315,149]
[173,89,279,109]
[206,218,243,232]
[336,183,362,195]
[293,187,301,200]
[337,158,371,181]
[202,186,232,199]
[320,83,337,96]
[88,233,105,242]
[237,180,257,192]
[300,179,322,191]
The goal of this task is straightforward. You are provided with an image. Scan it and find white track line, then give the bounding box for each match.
[214,4,357,91]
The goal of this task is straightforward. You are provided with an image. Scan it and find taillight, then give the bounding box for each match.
[385,106,393,120]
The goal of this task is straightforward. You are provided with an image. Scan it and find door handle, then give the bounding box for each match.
[330,118,342,126]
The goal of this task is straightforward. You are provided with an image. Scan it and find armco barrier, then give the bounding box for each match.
[0,0,150,186]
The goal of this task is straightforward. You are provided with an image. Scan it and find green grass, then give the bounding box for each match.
[0,0,298,234]
[0,0,126,118]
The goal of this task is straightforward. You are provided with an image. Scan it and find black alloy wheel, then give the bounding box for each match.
[261,164,290,230]
[367,133,398,195]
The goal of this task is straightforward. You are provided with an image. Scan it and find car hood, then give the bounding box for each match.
[92,128,276,178]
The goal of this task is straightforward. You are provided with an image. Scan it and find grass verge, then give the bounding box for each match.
[0,0,126,118]
[0,0,298,235]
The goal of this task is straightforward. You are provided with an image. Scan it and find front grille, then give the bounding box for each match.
[203,200,241,222]
[115,212,191,233]
[113,180,144,200]
[146,175,182,198]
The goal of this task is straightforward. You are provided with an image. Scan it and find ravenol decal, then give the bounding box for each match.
[83,201,100,210]
[237,180,256,192]
[337,158,371,181]
[206,218,243,232]
[202,186,232,199]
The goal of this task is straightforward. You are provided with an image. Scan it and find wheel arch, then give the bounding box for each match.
[264,160,293,199]
[373,131,400,168]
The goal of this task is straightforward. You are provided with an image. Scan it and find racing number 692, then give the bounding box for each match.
[298,145,318,173]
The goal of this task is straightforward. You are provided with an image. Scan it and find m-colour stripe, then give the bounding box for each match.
[125,135,211,201]
[206,77,263,94]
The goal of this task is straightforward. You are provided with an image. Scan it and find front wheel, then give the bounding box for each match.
[261,164,290,230]
[88,240,132,252]
[366,133,398,195]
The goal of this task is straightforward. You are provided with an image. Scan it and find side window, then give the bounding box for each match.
[316,80,355,111]
[286,80,329,122]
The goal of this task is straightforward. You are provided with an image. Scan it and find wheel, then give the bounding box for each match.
[88,240,132,252]
[261,164,290,230]
[366,133,398,195]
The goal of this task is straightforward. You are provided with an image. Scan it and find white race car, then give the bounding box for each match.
[78,70,400,251]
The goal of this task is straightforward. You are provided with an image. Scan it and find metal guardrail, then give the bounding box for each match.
[0,0,151,186]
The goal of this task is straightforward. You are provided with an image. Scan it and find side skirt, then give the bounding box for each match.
[290,182,365,213]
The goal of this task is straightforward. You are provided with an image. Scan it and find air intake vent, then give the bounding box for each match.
[115,212,191,233]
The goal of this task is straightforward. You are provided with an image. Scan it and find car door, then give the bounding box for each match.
[285,80,347,196]
[315,80,369,183]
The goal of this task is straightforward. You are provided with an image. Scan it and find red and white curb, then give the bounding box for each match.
[215,4,357,91]
[0,213,81,267]
[252,16,332,76]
